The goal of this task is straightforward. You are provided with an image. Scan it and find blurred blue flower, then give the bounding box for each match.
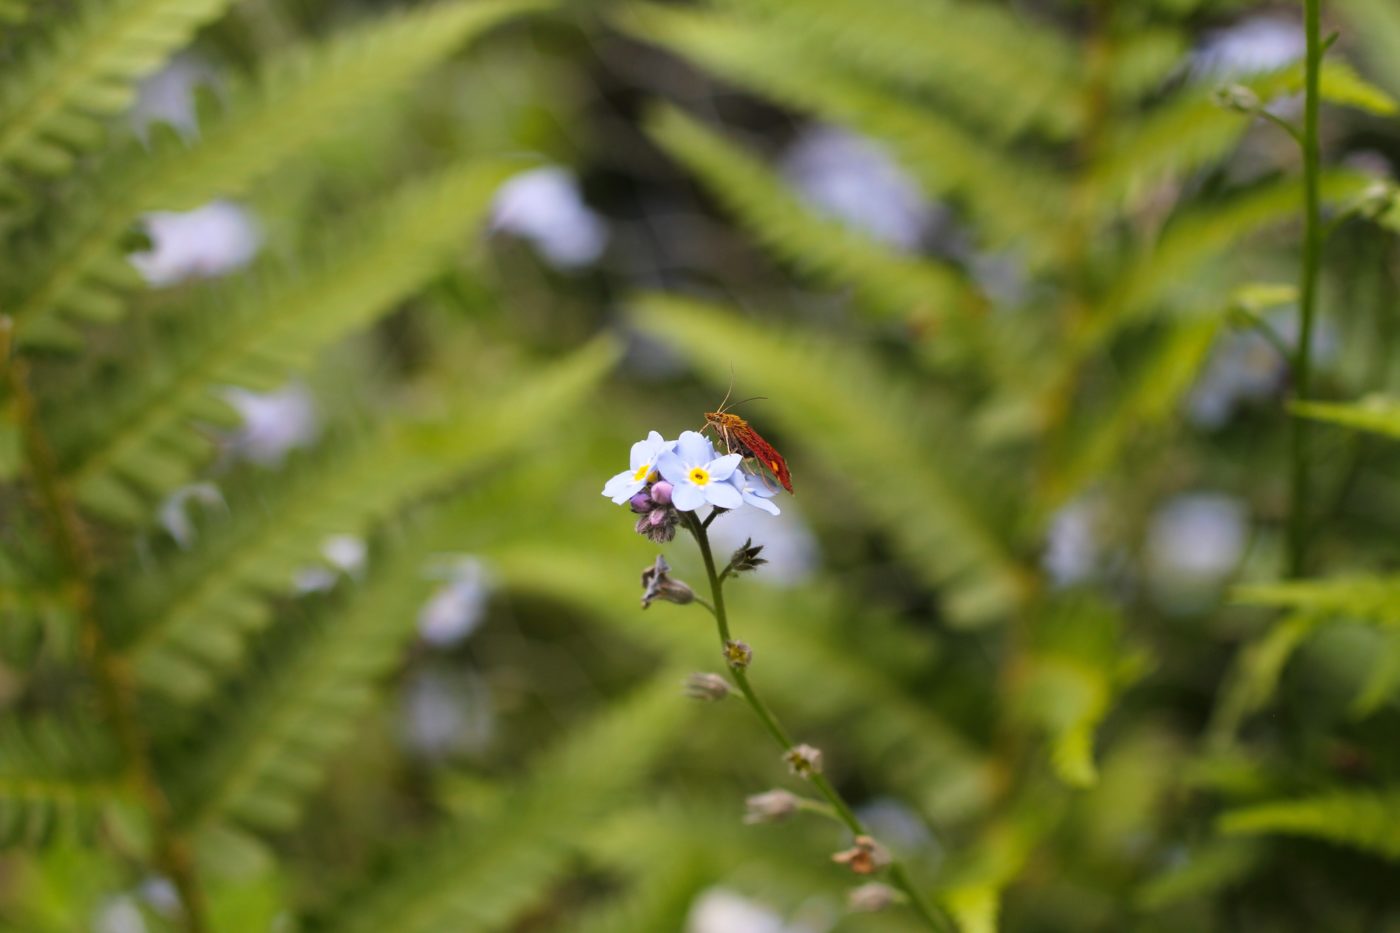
[782,125,937,252]
[602,430,675,504]
[131,200,261,287]
[491,166,608,270]
[657,431,742,512]
[1192,16,1303,79]
[727,466,781,515]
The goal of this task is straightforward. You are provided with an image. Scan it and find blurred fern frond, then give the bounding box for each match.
[1091,62,1395,209]
[1016,597,1144,788]
[118,339,618,702]
[11,0,545,345]
[0,0,235,181]
[1234,576,1400,620]
[1291,395,1400,440]
[1045,317,1220,509]
[711,0,1084,140]
[173,519,469,835]
[1086,172,1372,353]
[54,158,520,522]
[166,343,617,835]
[323,674,692,933]
[645,104,983,329]
[615,4,1067,261]
[0,717,120,848]
[1211,570,1400,741]
[1220,788,1400,861]
[1339,0,1400,93]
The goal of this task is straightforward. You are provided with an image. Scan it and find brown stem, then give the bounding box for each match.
[1,318,208,933]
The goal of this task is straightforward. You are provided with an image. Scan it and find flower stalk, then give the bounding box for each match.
[678,510,955,933]
[1288,0,1324,578]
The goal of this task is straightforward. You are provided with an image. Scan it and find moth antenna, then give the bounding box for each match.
[715,367,737,414]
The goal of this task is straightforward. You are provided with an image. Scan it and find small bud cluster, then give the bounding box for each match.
[640,555,694,609]
[726,538,767,576]
[683,672,731,701]
[1212,82,1262,113]
[784,743,822,777]
[723,639,753,670]
[832,835,891,875]
[630,481,680,544]
[743,789,801,824]
[847,882,899,912]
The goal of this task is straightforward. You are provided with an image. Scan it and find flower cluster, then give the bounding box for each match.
[603,431,780,542]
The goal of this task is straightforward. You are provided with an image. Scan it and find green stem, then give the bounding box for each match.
[681,512,955,933]
[1288,0,1324,578]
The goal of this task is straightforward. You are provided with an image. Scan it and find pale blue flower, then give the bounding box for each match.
[602,431,675,504]
[656,431,742,512]
[727,467,781,516]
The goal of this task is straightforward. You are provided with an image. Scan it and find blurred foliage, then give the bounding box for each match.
[1,0,1400,931]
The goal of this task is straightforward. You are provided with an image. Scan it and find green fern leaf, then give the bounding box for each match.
[1339,0,1400,95]
[0,0,235,179]
[1234,576,1400,619]
[567,857,709,933]
[1207,614,1321,747]
[616,4,1068,262]
[1092,63,1393,210]
[646,104,982,329]
[1290,395,1400,440]
[118,339,618,702]
[0,717,121,847]
[1015,596,1144,788]
[323,674,692,933]
[629,292,1027,624]
[1211,575,1400,741]
[1045,317,1221,509]
[55,158,519,522]
[712,0,1083,140]
[1317,59,1398,115]
[1350,630,1400,718]
[171,453,603,836]
[1136,840,1264,910]
[12,0,545,344]
[1219,788,1400,860]
[1079,171,1373,355]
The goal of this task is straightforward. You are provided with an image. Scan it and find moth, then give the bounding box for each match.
[704,398,794,494]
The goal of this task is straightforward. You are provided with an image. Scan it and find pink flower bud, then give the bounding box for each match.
[650,481,674,505]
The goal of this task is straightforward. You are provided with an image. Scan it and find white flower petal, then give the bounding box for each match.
[656,451,688,485]
[629,438,655,470]
[603,471,642,503]
[706,482,743,510]
[676,430,715,465]
[707,453,742,481]
[745,494,781,516]
[673,483,706,512]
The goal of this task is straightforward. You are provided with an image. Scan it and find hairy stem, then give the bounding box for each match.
[681,511,954,933]
[1,319,209,933]
[1288,0,1324,577]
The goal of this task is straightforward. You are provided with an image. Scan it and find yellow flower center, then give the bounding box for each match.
[689,466,711,486]
[632,462,651,482]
